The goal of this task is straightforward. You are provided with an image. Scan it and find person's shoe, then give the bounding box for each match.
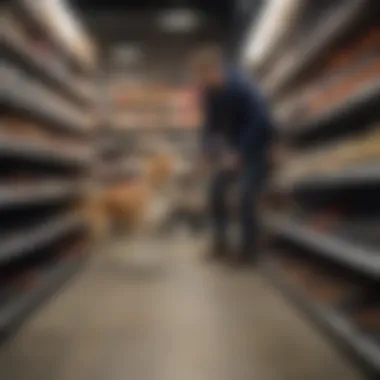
[205,243,230,261]
[232,249,258,268]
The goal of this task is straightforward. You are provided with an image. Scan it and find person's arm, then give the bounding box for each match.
[237,84,272,160]
[199,91,217,160]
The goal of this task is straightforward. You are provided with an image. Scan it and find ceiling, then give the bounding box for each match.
[70,0,236,27]
[70,0,263,47]
[68,0,263,80]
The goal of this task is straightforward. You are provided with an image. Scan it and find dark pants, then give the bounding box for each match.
[209,158,267,258]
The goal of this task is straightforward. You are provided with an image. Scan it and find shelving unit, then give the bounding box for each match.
[249,0,380,377]
[264,0,369,100]
[0,214,85,265]
[0,181,82,211]
[2,12,93,106]
[263,258,380,377]
[2,63,91,135]
[0,1,97,341]
[13,0,97,76]
[103,82,192,185]
[0,136,92,168]
[284,81,380,141]
[265,214,380,278]
[0,255,86,341]
[95,126,136,185]
[281,163,380,192]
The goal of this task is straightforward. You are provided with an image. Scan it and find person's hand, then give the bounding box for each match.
[222,151,241,172]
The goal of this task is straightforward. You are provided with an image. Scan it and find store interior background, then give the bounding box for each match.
[1,0,379,379]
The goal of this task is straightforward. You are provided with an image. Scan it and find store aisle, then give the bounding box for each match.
[0,236,363,380]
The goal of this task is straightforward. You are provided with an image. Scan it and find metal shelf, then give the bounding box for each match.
[279,163,380,191]
[0,0,93,345]
[0,181,83,211]
[3,16,93,107]
[0,257,85,341]
[263,259,380,377]
[265,215,380,278]
[0,215,85,266]
[286,81,380,139]
[1,63,91,136]
[16,0,96,74]
[0,136,92,169]
[266,0,367,99]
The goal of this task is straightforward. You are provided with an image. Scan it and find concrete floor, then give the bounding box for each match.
[0,236,363,380]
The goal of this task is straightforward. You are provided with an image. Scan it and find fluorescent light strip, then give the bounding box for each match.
[242,0,302,68]
[158,9,200,32]
[23,0,96,69]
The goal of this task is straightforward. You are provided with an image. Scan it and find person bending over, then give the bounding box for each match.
[189,46,274,264]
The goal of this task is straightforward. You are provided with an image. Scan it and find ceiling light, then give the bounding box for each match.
[158,9,201,33]
[113,45,142,64]
[242,0,302,67]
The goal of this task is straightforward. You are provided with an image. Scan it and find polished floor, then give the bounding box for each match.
[0,236,363,380]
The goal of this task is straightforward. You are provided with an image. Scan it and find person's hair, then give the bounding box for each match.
[189,45,224,72]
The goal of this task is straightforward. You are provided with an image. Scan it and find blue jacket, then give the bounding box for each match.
[202,69,273,162]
